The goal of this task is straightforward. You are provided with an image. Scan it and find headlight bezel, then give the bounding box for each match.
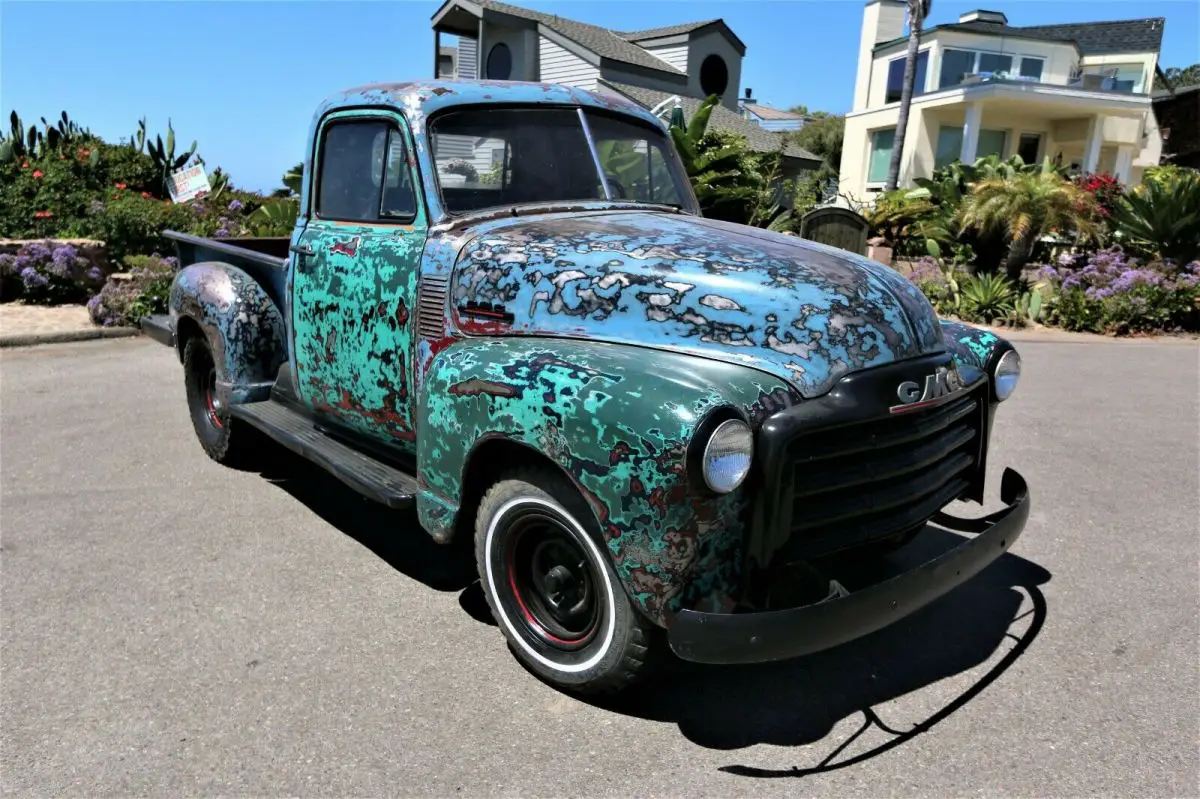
[688,410,755,495]
[991,347,1021,401]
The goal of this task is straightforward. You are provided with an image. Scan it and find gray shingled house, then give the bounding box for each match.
[429,0,821,179]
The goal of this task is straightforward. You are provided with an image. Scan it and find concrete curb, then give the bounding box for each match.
[0,327,140,349]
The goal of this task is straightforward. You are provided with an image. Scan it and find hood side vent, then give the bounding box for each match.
[417,274,450,340]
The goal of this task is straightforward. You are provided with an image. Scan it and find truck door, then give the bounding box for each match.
[290,110,425,452]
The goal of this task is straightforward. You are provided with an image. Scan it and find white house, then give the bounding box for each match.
[838,2,1167,202]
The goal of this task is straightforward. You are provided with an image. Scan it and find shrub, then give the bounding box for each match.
[0,240,105,304]
[1037,248,1200,334]
[1111,170,1200,264]
[87,253,177,327]
[78,192,194,264]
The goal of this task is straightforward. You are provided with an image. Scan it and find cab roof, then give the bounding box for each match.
[313,78,665,130]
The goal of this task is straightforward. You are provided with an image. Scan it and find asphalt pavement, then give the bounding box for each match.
[2,335,1197,796]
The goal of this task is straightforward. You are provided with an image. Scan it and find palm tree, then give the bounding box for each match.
[958,162,1102,280]
[884,0,931,191]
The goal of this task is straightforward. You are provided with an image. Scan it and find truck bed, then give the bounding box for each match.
[140,231,293,348]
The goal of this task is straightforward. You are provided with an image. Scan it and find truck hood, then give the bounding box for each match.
[449,210,945,398]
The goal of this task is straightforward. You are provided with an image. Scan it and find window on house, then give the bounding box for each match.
[940,49,978,88]
[1017,132,1042,164]
[935,125,1007,168]
[1095,63,1146,93]
[316,120,415,222]
[978,52,1013,75]
[885,50,929,103]
[939,48,1037,88]
[867,128,895,183]
[1019,57,1044,80]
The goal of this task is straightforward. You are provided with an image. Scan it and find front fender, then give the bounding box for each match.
[416,338,802,625]
[939,319,1014,383]
[170,261,287,407]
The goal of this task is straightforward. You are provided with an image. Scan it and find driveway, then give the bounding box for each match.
[2,336,1197,796]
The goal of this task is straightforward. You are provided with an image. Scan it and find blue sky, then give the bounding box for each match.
[3,0,1197,192]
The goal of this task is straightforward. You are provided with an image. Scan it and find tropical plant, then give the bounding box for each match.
[669,95,764,220]
[1110,169,1200,263]
[958,272,1017,322]
[884,0,931,191]
[958,161,1102,280]
[145,119,198,194]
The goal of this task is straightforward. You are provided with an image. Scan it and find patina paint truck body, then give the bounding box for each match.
[146,79,1031,693]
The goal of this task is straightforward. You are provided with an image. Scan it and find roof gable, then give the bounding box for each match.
[616,19,747,56]
[461,0,686,75]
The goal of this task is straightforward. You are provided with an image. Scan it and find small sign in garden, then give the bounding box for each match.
[167,164,211,203]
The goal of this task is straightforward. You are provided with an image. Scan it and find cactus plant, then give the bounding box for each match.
[145,118,199,192]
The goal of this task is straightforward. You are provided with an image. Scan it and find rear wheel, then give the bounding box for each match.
[474,467,662,694]
[183,337,259,468]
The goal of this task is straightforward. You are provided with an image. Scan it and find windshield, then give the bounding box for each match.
[428,106,694,215]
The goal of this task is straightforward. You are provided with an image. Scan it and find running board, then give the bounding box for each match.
[230,399,418,509]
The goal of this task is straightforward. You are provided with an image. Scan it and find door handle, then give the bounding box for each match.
[290,243,315,272]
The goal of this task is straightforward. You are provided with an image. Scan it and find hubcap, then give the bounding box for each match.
[505,510,600,649]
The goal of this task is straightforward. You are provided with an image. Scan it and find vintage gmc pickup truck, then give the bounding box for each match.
[143,79,1031,694]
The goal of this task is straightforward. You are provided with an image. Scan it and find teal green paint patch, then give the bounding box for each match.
[416,336,801,624]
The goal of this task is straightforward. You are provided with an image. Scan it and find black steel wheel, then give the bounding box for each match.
[182,336,258,468]
[474,466,662,694]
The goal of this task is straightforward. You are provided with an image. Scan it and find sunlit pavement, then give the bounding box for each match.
[2,336,1196,796]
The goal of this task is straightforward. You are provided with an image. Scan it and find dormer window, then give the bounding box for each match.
[699,54,729,97]
[487,42,513,80]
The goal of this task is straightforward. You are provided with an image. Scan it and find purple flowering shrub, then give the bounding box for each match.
[87,254,178,327]
[1036,247,1200,334]
[905,256,969,316]
[0,240,106,305]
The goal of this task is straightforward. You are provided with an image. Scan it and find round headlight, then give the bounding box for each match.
[702,419,753,493]
[993,349,1021,401]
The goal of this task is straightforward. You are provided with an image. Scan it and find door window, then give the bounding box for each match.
[316,119,417,222]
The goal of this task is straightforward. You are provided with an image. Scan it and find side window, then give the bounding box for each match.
[316,119,417,222]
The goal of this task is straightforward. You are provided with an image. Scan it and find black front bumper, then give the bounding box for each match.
[667,467,1030,665]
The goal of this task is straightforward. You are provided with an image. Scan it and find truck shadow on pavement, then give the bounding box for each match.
[256,447,1050,774]
[594,534,1051,776]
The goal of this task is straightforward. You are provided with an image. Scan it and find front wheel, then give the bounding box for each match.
[474,467,663,694]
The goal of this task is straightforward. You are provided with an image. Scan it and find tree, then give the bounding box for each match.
[794,113,845,189]
[958,160,1102,280]
[1154,64,1200,92]
[884,0,931,191]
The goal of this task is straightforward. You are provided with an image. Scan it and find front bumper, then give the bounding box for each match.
[666,467,1030,665]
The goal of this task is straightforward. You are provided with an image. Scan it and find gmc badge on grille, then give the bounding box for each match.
[893,364,963,411]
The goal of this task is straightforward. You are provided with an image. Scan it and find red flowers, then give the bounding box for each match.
[33,210,53,219]
[141,191,152,199]
[20,161,29,169]
[114,182,127,190]
[32,169,43,179]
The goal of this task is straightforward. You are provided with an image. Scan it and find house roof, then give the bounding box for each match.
[617,20,723,40]
[875,15,1166,57]
[599,80,820,163]
[460,0,685,75]
[742,103,804,121]
[616,19,748,55]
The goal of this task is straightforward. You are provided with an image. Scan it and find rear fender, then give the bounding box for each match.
[170,261,287,407]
